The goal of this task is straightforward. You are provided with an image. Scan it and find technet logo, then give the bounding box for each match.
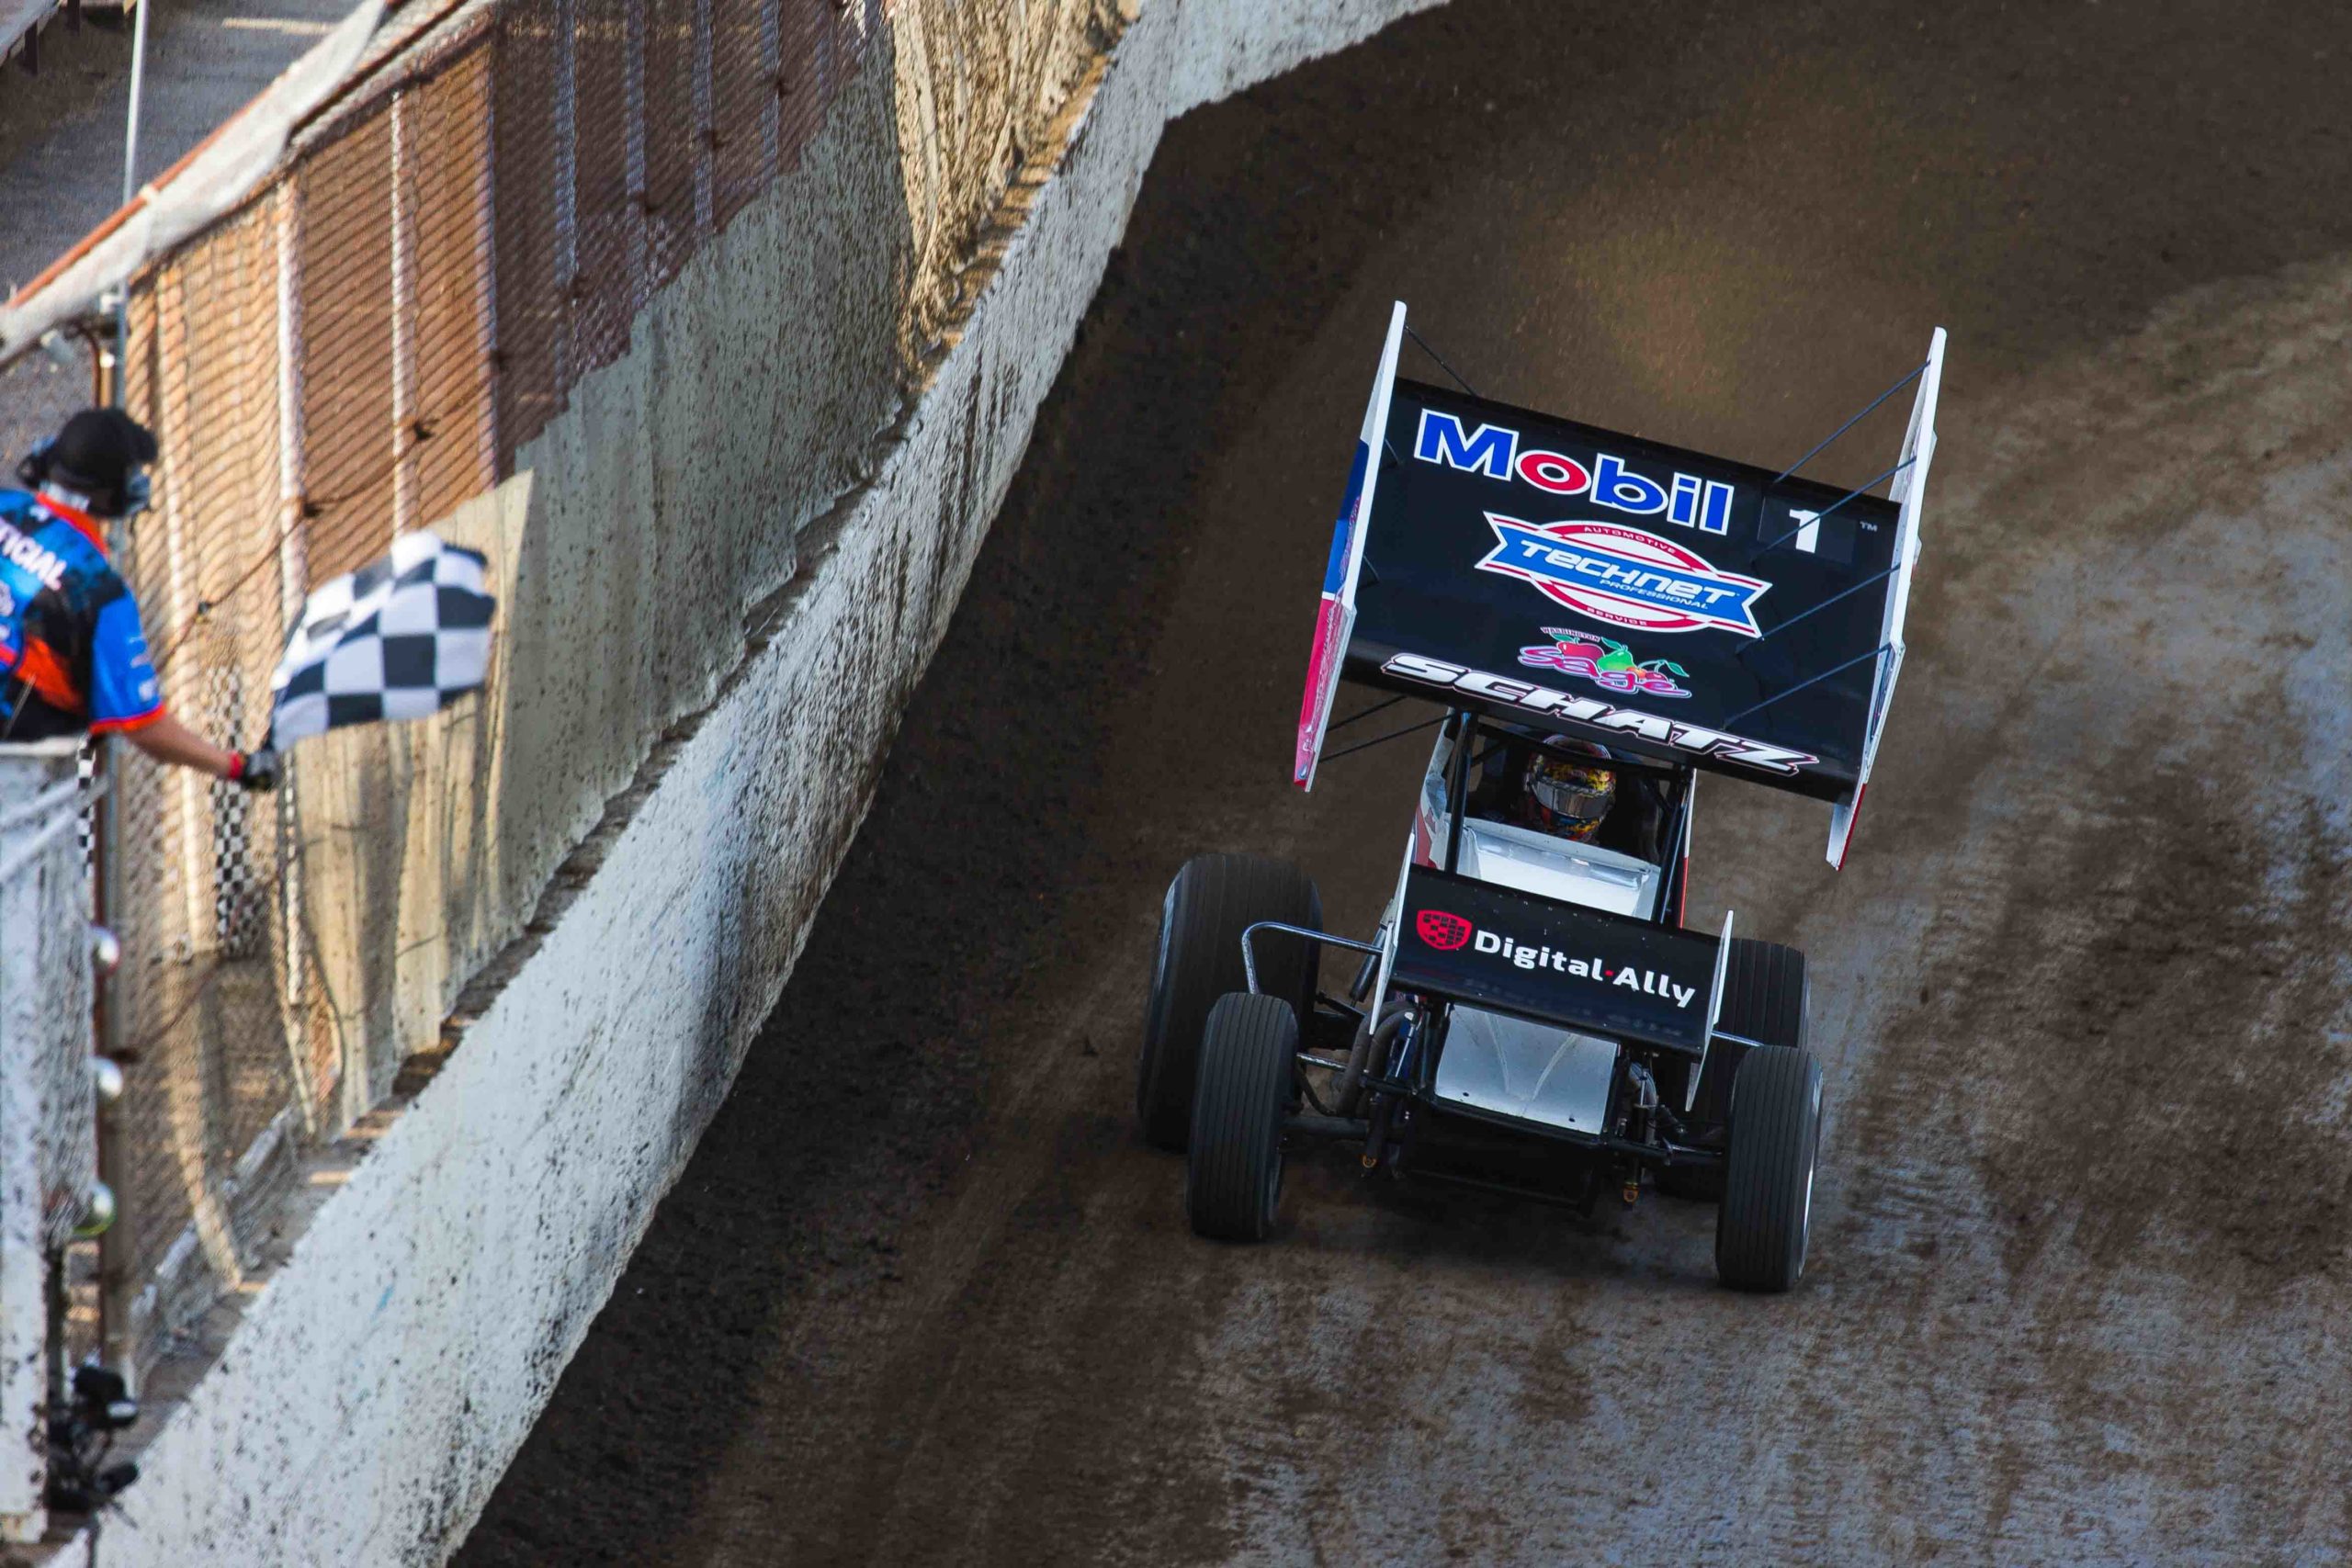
[1414,908,1698,1009]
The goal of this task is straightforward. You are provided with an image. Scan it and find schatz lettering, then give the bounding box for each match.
[1414,409,1736,536]
[1478,515,1770,637]
[1380,650,1820,776]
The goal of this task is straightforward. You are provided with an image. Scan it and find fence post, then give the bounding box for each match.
[94,306,142,1398]
[88,286,136,1404]
[275,177,317,1140]
[152,262,246,1313]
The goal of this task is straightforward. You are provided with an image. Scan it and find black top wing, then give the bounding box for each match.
[1344,378,1905,806]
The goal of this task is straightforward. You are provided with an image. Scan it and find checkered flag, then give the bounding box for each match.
[268,532,495,747]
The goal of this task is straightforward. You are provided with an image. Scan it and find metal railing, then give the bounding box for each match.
[2,0,83,76]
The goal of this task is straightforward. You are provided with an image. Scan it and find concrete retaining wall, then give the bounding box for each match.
[129,0,1134,1365]
[55,0,1441,1561]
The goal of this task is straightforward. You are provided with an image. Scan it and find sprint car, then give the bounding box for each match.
[1135,305,1944,1291]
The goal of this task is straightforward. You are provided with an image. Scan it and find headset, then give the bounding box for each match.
[16,434,152,519]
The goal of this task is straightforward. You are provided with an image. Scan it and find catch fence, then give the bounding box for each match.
[5,0,894,1381]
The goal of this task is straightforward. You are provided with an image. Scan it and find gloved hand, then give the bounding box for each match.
[230,747,281,793]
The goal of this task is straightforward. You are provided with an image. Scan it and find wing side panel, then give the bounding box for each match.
[1828,325,1944,867]
[1295,301,1407,790]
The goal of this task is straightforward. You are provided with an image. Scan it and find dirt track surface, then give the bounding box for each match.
[460,4,2352,1562]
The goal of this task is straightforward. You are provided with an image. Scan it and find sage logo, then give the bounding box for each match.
[1416,909,1473,951]
[1518,627,1691,700]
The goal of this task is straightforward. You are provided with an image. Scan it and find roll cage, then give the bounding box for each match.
[1241,705,1738,1205]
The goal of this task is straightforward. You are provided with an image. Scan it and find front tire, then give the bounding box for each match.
[1714,1044,1823,1292]
[1185,993,1296,1242]
[1136,854,1320,1150]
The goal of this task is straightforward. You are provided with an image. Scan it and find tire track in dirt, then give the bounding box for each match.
[464,4,2352,1563]
[1790,260,2352,1563]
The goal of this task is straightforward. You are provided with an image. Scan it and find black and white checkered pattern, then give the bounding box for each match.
[269,532,496,747]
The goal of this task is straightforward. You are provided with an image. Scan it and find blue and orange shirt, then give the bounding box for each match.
[0,489,164,741]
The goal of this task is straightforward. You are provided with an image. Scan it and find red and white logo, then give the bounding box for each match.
[1416,909,1473,951]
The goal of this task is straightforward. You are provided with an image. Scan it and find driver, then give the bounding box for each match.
[1513,749,1615,843]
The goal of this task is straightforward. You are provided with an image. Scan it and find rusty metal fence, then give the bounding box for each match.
[23,0,888,1382]
[3,0,1122,1389]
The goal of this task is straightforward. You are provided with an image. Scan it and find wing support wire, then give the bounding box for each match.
[1322,712,1447,764]
[1735,563,1899,656]
[1728,355,1929,564]
[1718,641,1894,729]
[1684,332,1943,868]
[1749,454,1917,558]
[1766,357,1928,490]
[1403,322,1479,398]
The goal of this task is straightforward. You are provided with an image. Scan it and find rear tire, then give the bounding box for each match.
[1663,940,1806,1203]
[1136,854,1320,1150]
[1686,938,1807,1129]
[1714,1044,1823,1292]
[1185,993,1296,1242]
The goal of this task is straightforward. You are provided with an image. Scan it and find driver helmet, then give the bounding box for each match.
[1523,750,1615,842]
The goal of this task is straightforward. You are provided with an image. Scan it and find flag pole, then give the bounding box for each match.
[122,0,150,209]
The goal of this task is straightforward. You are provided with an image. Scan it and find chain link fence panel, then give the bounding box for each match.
[5,0,1131,1382]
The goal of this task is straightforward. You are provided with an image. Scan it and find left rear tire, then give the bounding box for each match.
[1185,993,1295,1242]
[1136,853,1320,1150]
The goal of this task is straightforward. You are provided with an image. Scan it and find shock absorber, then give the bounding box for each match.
[1361,1011,1418,1169]
[1623,1060,1661,1205]
[1362,1093,1393,1170]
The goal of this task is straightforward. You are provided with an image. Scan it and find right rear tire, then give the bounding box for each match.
[1185,993,1296,1242]
[1687,937,1808,1128]
[1714,1043,1824,1292]
[1662,937,1808,1202]
[1136,853,1320,1150]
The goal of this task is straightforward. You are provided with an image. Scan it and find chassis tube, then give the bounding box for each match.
[1442,709,1475,874]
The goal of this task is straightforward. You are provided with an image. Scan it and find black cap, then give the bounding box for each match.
[49,408,158,497]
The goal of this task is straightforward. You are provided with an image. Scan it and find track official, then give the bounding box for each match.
[1,408,277,788]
